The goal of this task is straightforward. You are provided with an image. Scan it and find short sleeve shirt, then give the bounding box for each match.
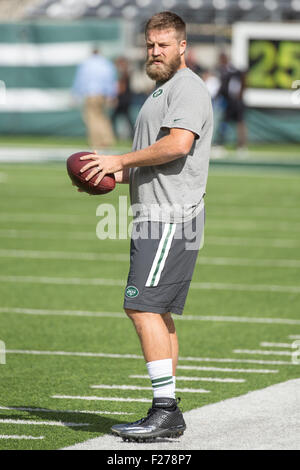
[130,67,213,223]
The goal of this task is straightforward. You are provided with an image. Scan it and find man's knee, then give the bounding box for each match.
[124,308,142,321]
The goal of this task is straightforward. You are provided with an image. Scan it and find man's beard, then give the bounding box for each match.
[146,53,181,83]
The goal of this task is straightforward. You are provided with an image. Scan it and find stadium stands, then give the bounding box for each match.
[26,0,300,23]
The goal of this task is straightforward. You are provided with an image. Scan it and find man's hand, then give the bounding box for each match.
[79,151,123,186]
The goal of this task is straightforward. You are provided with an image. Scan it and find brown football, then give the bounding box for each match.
[66,151,116,195]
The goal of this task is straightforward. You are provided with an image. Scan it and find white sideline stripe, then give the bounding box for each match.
[182,315,300,325]
[90,384,209,394]
[0,213,92,225]
[260,342,293,348]
[63,379,300,450]
[2,89,73,112]
[52,396,152,403]
[1,229,299,249]
[2,307,300,326]
[1,275,299,294]
[1,248,300,268]
[0,435,44,440]
[1,212,300,232]
[289,335,300,339]
[0,275,124,287]
[6,349,142,360]
[209,205,300,218]
[197,257,300,268]
[0,307,125,319]
[191,282,300,294]
[234,349,293,356]
[0,406,134,416]
[0,419,89,427]
[208,220,300,233]
[3,349,287,367]
[0,42,118,66]
[0,249,128,262]
[129,374,246,383]
[177,365,278,374]
[0,229,97,241]
[207,236,300,248]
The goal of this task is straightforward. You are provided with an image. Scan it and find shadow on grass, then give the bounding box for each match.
[0,407,130,434]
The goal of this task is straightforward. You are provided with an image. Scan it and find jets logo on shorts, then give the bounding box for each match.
[152,89,163,98]
[125,286,139,298]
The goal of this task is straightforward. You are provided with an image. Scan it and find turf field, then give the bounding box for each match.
[0,159,300,450]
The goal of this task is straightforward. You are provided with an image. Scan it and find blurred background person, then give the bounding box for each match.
[112,56,134,140]
[72,46,117,149]
[185,47,203,76]
[202,69,221,103]
[215,52,247,151]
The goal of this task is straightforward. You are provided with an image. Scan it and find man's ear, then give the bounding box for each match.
[180,40,187,56]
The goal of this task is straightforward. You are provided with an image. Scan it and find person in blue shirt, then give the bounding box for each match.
[72,47,118,149]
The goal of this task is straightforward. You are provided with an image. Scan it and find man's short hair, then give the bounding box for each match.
[145,11,186,41]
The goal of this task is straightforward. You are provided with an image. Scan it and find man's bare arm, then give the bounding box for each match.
[79,128,196,186]
[121,128,195,169]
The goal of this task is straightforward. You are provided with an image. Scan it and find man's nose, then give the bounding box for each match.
[152,44,161,56]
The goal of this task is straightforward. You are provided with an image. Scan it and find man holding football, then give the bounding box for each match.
[79,11,213,442]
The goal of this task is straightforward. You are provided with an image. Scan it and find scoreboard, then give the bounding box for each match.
[232,23,300,108]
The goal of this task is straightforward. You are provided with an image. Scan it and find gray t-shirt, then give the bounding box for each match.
[129,67,213,223]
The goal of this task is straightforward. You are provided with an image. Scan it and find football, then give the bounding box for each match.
[66,151,116,195]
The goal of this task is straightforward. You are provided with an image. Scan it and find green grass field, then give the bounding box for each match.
[0,158,300,450]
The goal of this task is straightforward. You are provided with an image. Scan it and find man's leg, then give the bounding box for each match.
[125,310,177,364]
[162,311,179,376]
[125,309,177,399]
[111,308,185,441]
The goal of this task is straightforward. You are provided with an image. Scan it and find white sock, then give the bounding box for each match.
[146,358,175,399]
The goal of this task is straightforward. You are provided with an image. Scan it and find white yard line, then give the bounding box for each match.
[191,282,300,294]
[208,220,300,233]
[0,249,128,262]
[1,275,300,293]
[129,374,245,383]
[6,349,142,360]
[177,365,278,374]
[181,315,300,325]
[0,405,133,416]
[0,419,89,427]
[0,435,44,440]
[90,384,209,394]
[0,212,300,231]
[2,307,300,325]
[0,213,89,225]
[289,335,300,339]
[1,248,300,268]
[207,236,300,248]
[0,275,124,287]
[234,349,293,356]
[1,229,299,249]
[0,307,125,319]
[4,349,290,367]
[51,396,152,403]
[260,342,293,348]
[196,257,300,268]
[0,229,96,241]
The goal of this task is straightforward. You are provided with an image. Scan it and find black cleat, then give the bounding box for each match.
[111,397,186,442]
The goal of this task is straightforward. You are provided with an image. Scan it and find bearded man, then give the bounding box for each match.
[78,11,213,442]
